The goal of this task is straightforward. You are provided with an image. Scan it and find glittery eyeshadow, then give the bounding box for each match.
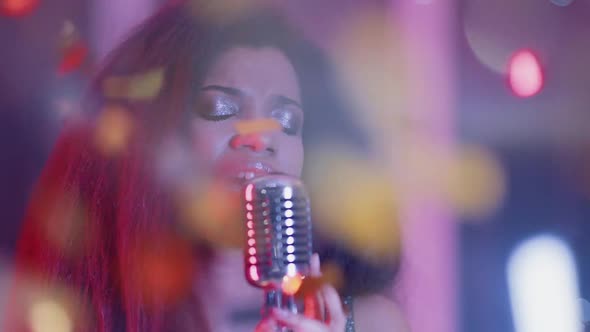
[213,97,238,117]
[272,108,301,135]
[197,96,239,120]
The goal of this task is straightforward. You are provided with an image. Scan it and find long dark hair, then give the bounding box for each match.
[10,3,399,331]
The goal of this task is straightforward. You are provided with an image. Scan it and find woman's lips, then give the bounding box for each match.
[216,160,276,185]
[235,165,272,181]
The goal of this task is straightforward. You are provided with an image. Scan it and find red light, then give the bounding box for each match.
[246,212,253,220]
[248,238,255,246]
[247,221,254,229]
[249,256,257,264]
[249,247,256,255]
[246,203,253,211]
[508,50,543,98]
[245,184,253,201]
[248,230,255,237]
[58,42,88,75]
[249,266,259,281]
[0,0,39,17]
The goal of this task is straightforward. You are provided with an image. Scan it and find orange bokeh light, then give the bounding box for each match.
[282,274,304,296]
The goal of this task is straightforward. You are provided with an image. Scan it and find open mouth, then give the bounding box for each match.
[218,161,276,187]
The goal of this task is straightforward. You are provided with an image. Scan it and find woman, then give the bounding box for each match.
[10,2,407,331]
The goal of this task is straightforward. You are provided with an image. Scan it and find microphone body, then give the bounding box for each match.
[243,174,313,317]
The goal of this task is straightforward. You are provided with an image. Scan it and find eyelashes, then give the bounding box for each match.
[196,96,239,121]
[195,96,303,135]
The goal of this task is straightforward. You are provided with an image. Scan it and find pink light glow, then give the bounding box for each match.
[0,0,39,17]
[249,256,257,265]
[249,266,259,281]
[245,184,254,201]
[508,50,543,98]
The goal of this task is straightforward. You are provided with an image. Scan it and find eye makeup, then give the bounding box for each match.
[195,95,239,121]
[271,107,302,136]
[270,95,303,136]
[194,85,304,135]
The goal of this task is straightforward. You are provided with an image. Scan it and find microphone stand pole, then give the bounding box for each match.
[262,288,297,332]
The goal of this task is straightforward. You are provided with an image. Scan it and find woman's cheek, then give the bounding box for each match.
[281,139,304,177]
[190,122,232,171]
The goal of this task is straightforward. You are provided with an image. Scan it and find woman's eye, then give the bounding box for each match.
[271,107,302,136]
[196,97,239,121]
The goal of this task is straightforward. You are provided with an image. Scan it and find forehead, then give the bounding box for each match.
[202,47,301,100]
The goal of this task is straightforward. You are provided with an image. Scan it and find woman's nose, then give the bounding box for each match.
[229,131,276,154]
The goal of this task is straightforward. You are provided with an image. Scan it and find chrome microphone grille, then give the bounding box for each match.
[243,174,312,288]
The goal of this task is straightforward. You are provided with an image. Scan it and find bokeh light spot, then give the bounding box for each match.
[102,68,165,101]
[281,274,303,296]
[38,190,88,258]
[127,68,165,100]
[58,42,88,75]
[0,0,39,17]
[234,118,281,135]
[508,50,543,97]
[178,180,242,249]
[332,10,407,134]
[29,298,72,332]
[444,145,506,219]
[395,141,505,220]
[508,234,581,332]
[295,263,344,299]
[94,104,133,157]
[306,147,401,261]
[127,233,195,307]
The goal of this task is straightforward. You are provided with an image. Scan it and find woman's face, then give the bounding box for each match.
[189,47,304,190]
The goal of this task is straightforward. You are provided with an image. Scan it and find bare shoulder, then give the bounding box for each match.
[353,294,410,332]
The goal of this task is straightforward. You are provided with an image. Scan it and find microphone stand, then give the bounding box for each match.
[262,288,298,332]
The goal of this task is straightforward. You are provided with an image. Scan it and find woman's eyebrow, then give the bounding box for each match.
[274,95,302,109]
[200,85,243,97]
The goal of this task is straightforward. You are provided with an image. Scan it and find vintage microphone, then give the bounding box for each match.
[242,174,313,328]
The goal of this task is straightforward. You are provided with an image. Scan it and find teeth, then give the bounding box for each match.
[238,172,256,180]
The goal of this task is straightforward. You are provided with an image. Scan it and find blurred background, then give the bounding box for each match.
[1,0,589,331]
